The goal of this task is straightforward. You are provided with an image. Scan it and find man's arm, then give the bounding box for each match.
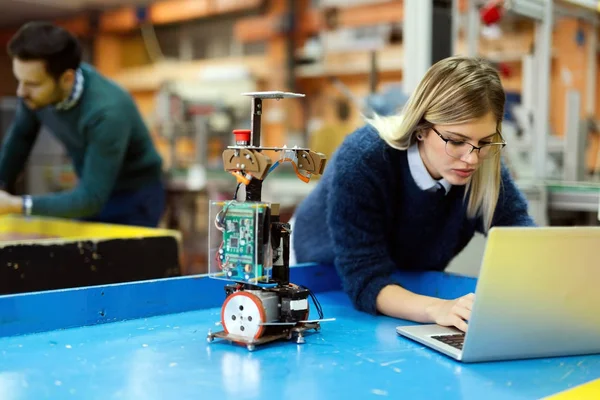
[0,100,41,189]
[30,109,131,218]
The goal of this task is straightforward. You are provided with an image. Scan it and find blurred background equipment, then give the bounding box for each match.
[463,0,600,228]
[152,69,257,275]
[153,68,256,182]
[0,0,599,281]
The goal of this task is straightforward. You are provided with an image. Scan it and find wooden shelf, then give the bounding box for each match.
[100,0,263,33]
[293,40,547,81]
[479,49,559,63]
[110,55,269,92]
[295,44,402,78]
[235,0,403,43]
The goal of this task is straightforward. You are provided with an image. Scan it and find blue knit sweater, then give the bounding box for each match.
[292,124,535,314]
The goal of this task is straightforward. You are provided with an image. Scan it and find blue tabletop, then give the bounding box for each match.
[0,264,598,400]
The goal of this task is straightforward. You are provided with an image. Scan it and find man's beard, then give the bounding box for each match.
[22,88,65,110]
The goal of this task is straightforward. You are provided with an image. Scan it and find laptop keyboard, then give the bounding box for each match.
[431,333,465,350]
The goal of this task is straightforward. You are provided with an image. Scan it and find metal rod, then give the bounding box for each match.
[534,0,553,181]
[597,186,600,219]
[369,51,378,94]
[586,20,597,116]
[402,0,415,95]
[402,0,432,95]
[559,0,598,12]
[522,54,536,114]
[286,0,296,91]
[245,179,262,201]
[563,90,582,181]
[250,97,262,147]
[467,0,479,56]
[508,0,599,24]
[452,0,460,55]
[554,5,599,24]
[507,0,545,20]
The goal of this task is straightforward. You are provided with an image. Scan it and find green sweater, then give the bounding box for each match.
[0,63,163,218]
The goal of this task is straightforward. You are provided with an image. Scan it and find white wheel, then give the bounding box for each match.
[221,291,266,340]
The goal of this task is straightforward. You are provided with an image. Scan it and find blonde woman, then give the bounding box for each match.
[290,56,535,332]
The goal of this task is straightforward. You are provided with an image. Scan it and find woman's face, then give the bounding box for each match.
[418,111,499,186]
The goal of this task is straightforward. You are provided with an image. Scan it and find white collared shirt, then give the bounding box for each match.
[55,68,84,111]
[407,143,452,195]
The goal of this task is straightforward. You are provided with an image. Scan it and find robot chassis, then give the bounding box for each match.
[206,91,332,351]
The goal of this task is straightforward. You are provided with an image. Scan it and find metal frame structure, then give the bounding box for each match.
[466,0,598,178]
[402,0,433,96]
[401,0,600,220]
[465,0,556,181]
[463,0,600,221]
[404,0,455,96]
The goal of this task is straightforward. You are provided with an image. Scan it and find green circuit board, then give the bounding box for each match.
[223,212,257,264]
[217,201,269,281]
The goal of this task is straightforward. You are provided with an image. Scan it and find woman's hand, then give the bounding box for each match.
[426,293,475,332]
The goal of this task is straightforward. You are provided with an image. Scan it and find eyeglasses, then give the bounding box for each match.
[431,127,506,160]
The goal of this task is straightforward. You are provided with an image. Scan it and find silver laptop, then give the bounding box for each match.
[396,226,600,363]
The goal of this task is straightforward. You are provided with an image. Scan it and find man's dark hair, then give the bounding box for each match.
[7,21,82,80]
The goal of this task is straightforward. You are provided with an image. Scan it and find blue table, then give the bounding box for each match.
[0,263,598,399]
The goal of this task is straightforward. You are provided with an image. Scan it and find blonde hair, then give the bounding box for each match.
[368,56,505,232]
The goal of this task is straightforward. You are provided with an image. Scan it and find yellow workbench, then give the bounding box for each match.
[0,214,182,296]
[544,378,600,399]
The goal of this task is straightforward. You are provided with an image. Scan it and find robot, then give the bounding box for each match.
[206,91,332,351]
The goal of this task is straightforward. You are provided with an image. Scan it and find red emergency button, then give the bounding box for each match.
[233,129,251,145]
[480,1,503,26]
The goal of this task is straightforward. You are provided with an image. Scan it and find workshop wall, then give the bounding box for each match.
[0,0,599,274]
[0,54,16,98]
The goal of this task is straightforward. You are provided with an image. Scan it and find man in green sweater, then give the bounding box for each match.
[0,22,165,227]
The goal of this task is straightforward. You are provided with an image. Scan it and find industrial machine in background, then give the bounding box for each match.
[153,72,256,186]
[468,0,600,224]
[206,91,334,351]
[153,72,256,274]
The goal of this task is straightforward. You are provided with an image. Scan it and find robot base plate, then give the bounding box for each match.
[207,322,321,351]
